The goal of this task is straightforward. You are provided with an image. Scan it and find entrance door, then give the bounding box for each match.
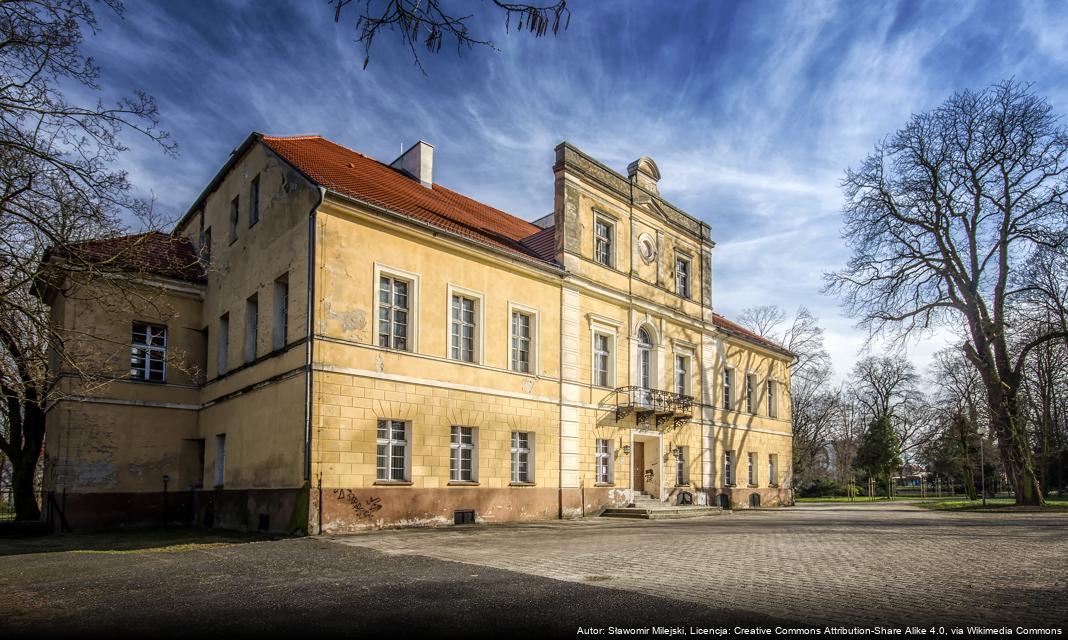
[632,442,645,492]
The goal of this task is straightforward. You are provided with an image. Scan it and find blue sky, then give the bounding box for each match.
[83,0,1068,382]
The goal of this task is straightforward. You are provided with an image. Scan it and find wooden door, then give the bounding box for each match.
[632,442,644,491]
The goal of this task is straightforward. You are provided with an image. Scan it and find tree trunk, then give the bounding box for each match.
[11,452,41,521]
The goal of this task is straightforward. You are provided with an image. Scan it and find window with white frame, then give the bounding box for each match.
[511,431,532,483]
[218,313,230,375]
[378,275,411,351]
[674,354,689,396]
[450,294,476,362]
[510,311,532,373]
[748,452,757,486]
[675,255,691,299]
[768,453,779,486]
[723,368,734,410]
[450,426,477,481]
[594,219,613,267]
[130,323,167,382]
[724,450,735,485]
[767,379,778,418]
[376,420,409,481]
[675,446,689,485]
[593,332,613,387]
[249,175,260,227]
[746,373,756,413]
[229,196,239,243]
[596,439,613,484]
[244,294,258,364]
[273,275,288,351]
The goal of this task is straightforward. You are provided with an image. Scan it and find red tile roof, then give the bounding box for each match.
[259,135,557,266]
[712,313,794,357]
[46,231,204,283]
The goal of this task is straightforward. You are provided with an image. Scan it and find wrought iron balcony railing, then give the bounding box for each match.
[614,385,694,429]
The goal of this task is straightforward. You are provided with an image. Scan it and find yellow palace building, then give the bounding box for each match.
[38,133,793,532]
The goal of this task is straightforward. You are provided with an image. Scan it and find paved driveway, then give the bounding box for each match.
[326,502,1068,628]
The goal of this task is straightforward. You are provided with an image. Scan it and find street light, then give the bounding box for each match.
[975,429,986,507]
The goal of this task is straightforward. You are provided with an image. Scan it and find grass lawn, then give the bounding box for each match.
[914,497,1068,512]
[0,526,278,557]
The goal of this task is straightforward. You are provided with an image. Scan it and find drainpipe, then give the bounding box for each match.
[304,187,326,530]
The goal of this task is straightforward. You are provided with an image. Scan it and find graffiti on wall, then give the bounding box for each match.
[332,489,383,520]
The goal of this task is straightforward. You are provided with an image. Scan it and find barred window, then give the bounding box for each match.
[748,452,757,486]
[511,431,531,483]
[724,450,735,486]
[450,426,476,481]
[378,276,410,351]
[376,420,408,481]
[131,323,166,382]
[675,446,688,485]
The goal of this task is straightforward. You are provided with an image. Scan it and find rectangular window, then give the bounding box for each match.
[596,439,613,484]
[450,295,476,362]
[722,368,734,411]
[724,450,735,486]
[130,323,167,382]
[511,431,531,483]
[746,373,756,413]
[594,219,613,267]
[674,354,689,396]
[510,311,532,373]
[376,420,408,481]
[249,175,260,227]
[748,452,757,486]
[768,454,778,486]
[273,275,288,351]
[218,313,230,375]
[378,276,410,351]
[675,256,691,298]
[229,196,239,243]
[214,434,226,488]
[593,332,612,388]
[244,294,258,364]
[675,446,688,485]
[767,380,778,418]
[450,426,476,482]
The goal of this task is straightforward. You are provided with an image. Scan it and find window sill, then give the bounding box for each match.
[747,484,759,489]
[447,481,479,487]
[373,480,413,486]
[674,483,692,488]
[509,482,536,487]
[594,483,615,487]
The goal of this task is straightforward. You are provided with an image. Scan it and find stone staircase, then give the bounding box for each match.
[600,492,723,520]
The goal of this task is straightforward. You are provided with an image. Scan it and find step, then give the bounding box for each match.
[601,506,723,520]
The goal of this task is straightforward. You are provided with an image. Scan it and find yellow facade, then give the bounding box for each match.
[41,133,792,533]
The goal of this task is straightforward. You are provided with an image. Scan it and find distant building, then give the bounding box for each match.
[38,133,794,532]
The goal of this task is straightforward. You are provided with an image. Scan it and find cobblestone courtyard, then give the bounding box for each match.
[1,502,1065,636]
[328,502,1068,628]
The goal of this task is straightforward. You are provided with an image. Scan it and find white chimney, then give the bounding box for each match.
[390,141,434,188]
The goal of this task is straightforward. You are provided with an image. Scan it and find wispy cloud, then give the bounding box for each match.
[80,0,1068,382]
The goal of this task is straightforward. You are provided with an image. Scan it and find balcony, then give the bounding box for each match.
[613,386,694,429]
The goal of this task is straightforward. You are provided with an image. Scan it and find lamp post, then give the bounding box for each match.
[975,430,986,507]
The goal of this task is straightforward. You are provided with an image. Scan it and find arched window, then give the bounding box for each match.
[638,327,653,390]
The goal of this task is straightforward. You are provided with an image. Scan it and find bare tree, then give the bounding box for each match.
[926,347,988,498]
[847,355,931,459]
[825,80,1068,505]
[331,0,570,71]
[0,0,177,520]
